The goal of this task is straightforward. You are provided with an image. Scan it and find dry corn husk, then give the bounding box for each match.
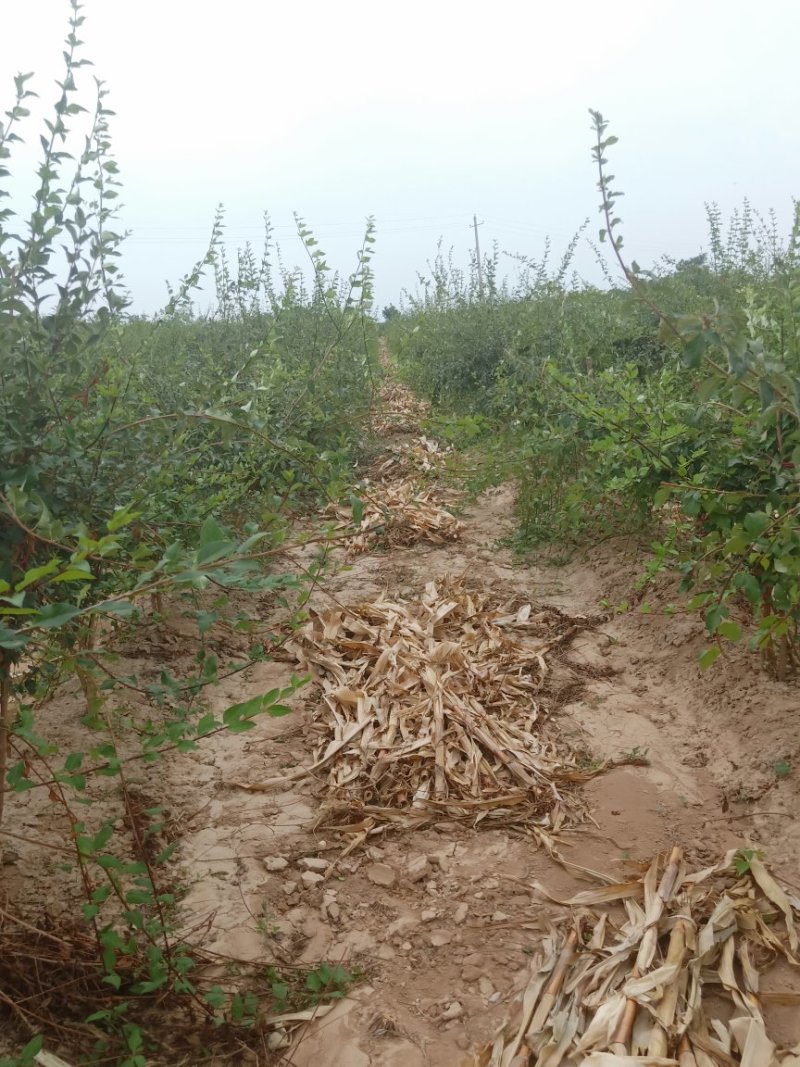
[371,377,430,434]
[465,848,800,1067]
[328,472,461,554]
[237,578,599,830]
[331,377,462,552]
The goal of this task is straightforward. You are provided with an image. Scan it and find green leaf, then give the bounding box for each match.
[32,602,82,629]
[734,848,756,875]
[681,333,706,368]
[19,1035,43,1062]
[125,889,154,905]
[92,599,137,617]
[0,624,30,650]
[107,503,141,532]
[197,539,237,565]
[16,557,62,591]
[743,511,771,537]
[51,565,95,583]
[196,610,217,634]
[699,646,721,670]
[653,486,671,508]
[196,712,217,736]
[717,620,742,642]
[6,761,34,792]
[225,719,256,734]
[195,517,237,563]
[351,494,364,526]
[222,692,272,723]
[732,572,761,604]
[205,986,227,1010]
[704,605,727,635]
[0,591,24,606]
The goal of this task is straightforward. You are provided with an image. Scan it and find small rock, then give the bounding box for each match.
[492,910,510,922]
[326,902,341,922]
[400,941,412,953]
[430,928,452,947]
[478,976,494,997]
[267,1029,291,1051]
[489,990,502,1004]
[441,1001,463,1021]
[485,877,499,890]
[407,855,430,882]
[302,872,324,888]
[420,908,437,923]
[456,1036,471,1051]
[464,952,484,966]
[282,881,298,896]
[264,856,289,872]
[462,965,482,983]
[387,916,417,937]
[300,857,329,872]
[366,862,397,887]
[453,903,469,924]
[377,943,396,960]
[344,929,376,953]
[367,846,385,861]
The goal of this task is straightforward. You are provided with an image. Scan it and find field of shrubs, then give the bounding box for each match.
[2,6,799,1065]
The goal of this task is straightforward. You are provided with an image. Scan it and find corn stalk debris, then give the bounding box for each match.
[466,846,800,1066]
[237,579,601,833]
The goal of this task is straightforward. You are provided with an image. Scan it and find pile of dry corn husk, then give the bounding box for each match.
[466,846,800,1066]
[327,370,461,553]
[372,378,430,433]
[327,475,462,554]
[371,434,455,479]
[240,579,598,829]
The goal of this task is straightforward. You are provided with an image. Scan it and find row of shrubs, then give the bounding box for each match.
[388,116,800,675]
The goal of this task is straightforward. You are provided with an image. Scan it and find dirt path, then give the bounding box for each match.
[3,380,798,1064]
[164,393,800,1063]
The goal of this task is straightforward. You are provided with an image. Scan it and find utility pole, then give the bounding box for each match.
[472,214,485,300]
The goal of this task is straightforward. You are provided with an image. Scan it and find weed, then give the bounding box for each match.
[617,747,650,766]
[734,848,764,875]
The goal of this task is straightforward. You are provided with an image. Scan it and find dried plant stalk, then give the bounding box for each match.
[465,848,800,1067]
[238,579,601,831]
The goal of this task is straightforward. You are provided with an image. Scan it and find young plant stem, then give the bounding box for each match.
[0,668,11,838]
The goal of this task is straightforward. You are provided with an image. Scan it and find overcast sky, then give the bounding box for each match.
[2,0,798,314]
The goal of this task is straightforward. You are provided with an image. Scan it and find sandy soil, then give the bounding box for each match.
[2,402,800,1064]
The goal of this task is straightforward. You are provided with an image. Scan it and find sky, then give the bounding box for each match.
[1,0,798,315]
